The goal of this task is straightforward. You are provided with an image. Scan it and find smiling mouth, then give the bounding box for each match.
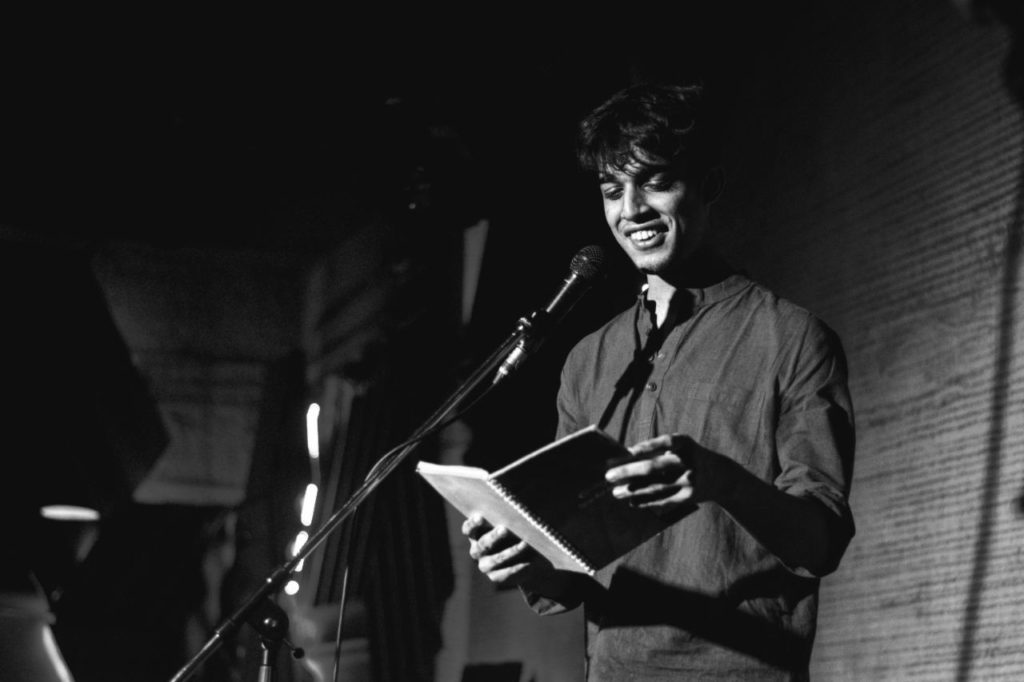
[624,225,666,246]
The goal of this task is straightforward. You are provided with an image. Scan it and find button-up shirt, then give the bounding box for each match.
[534,273,855,681]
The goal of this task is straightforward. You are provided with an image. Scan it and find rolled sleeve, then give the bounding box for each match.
[775,320,856,575]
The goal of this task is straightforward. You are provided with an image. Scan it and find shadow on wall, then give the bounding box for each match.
[956,4,1023,681]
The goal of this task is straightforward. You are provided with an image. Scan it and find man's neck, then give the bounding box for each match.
[645,276,678,328]
[644,248,731,327]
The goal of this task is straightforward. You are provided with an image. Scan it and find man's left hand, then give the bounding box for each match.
[605,433,739,511]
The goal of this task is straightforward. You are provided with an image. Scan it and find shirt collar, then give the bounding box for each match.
[635,273,751,335]
[637,273,750,308]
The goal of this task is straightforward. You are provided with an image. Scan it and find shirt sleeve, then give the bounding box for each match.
[774,316,856,577]
[555,355,585,440]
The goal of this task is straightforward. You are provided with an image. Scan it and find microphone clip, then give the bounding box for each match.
[492,310,553,385]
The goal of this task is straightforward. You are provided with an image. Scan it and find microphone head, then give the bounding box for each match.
[569,245,607,281]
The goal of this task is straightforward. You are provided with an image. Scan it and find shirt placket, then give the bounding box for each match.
[626,294,665,441]
[633,330,675,441]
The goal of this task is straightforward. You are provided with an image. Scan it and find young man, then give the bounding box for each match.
[463,83,855,680]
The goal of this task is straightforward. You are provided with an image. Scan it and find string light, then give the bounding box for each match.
[300,484,318,527]
[40,505,100,522]
[306,403,320,459]
[292,530,310,556]
[286,402,322,600]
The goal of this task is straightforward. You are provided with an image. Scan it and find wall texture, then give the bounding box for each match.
[93,243,305,505]
[715,2,1024,679]
[424,4,1024,680]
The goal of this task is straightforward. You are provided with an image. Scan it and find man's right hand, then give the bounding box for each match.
[462,514,555,588]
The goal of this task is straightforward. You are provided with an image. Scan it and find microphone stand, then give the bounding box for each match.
[169,313,544,682]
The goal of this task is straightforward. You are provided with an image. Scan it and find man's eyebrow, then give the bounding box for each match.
[599,164,675,184]
[634,164,673,181]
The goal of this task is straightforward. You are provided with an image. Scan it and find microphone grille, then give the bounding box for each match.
[569,245,607,281]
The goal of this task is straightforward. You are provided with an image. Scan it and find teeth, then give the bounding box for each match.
[629,229,658,242]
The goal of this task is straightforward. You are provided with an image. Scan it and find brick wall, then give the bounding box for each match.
[714,2,1024,678]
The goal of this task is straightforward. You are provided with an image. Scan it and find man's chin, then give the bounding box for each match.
[630,252,675,275]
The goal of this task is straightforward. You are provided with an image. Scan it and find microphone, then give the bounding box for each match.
[493,245,607,384]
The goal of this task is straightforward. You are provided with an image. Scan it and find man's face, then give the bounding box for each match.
[599,161,708,277]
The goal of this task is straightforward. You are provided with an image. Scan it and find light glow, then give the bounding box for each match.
[284,580,300,596]
[306,403,320,459]
[300,483,318,526]
[292,530,309,557]
[41,625,75,682]
[40,505,100,522]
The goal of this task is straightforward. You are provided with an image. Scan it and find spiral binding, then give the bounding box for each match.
[487,478,597,576]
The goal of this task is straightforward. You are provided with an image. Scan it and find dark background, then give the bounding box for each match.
[0,6,792,250]
[4,4,1021,681]
[0,9,790,681]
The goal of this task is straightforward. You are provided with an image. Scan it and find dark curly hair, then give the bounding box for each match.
[577,83,719,179]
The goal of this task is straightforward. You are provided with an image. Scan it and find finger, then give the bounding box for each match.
[627,434,674,457]
[616,479,698,507]
[606,458,657,483]
[607,452,685,483]
[479,540,534,573]
[477,526,520,556]
[633,484,695,509]
[461,514,492,540]
[485,560,535,586]
[648,452,685,473]
[679,468,694,487]
[612,480,678,501]
[613,464,697,501]
[469,532,500,562]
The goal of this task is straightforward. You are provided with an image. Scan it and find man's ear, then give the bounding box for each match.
[700,167,726,205]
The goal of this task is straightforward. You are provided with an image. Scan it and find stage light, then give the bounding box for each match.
[306,403,320,459]
[40,505,101,522]
[300,483,318,526]
[292,530,309,556]
[284,580,300,596]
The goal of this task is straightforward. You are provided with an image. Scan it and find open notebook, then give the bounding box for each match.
[416,425,674,575]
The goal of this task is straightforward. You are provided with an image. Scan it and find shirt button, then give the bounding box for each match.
[646,381,657,392]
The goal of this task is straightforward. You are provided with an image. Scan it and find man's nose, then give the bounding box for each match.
[621,186,646,221]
